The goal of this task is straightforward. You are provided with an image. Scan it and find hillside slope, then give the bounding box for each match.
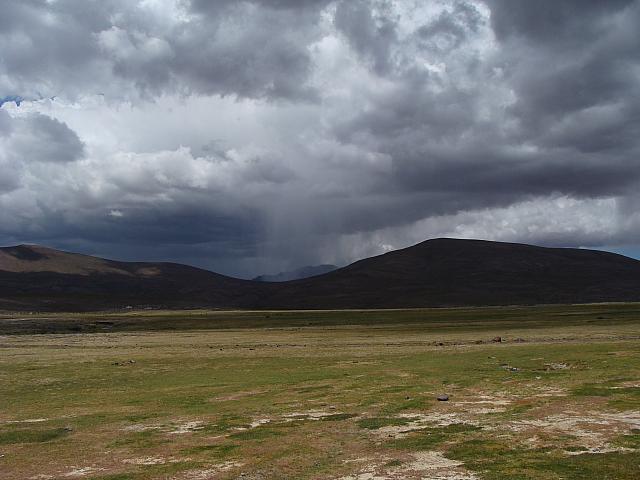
[2,239,640,311]
[0,245,260,311]
[261,238,640,308]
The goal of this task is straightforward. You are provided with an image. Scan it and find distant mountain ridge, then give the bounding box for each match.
[2,238,640,311]
[253,264,337,282]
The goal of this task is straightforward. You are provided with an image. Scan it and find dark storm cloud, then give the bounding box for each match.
[0,110,19,192]
[11,189,268,277]
[1,0,640,275]
[34,200,263,251]
[13,114,85,164]
[488,0,640,127]
[330,0,640,221]
[163,10,319,100]
[415,2,483,51]
[487,0,635,45]
[0,0,325,101]
[0,0,113,98]
[189,0,332,12]
[0,108,12,136]
[334,0,398,75]
[1,113,84,164]
[0,111,84,199]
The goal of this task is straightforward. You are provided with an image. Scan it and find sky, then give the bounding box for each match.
[1,0,639,278]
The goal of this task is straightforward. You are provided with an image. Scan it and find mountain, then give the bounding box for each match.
[253,264,337,282]
[0,244,261,311]
[2,238,640,311]
[260,238,640,308]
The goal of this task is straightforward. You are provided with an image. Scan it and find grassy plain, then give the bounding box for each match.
[1,304,639,479]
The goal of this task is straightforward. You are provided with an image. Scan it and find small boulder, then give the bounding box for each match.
[492,336,502,343]
[437,394,449,401]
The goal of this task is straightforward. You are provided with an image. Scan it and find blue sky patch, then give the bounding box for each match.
[0,96,23,107]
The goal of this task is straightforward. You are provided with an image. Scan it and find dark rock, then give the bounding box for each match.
[492,336,502,343]
[437,394,449,401]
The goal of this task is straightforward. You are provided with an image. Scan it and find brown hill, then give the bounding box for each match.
[2,238,640,311]
[0,244,259,311]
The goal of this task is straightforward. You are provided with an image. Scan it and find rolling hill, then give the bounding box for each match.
[2,239,640,311]
[0,244,260,311]
[262,238,640,308]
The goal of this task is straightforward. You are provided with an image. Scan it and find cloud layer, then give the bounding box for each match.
[1,0,639,277]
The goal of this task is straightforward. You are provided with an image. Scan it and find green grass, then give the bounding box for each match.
[0,427,70,444]
[5,302,640,334]
[91,475,136,480]
[572,383,640,397]
[108,430,168,449]
[0,305,639,478]
[614,431,640,449]
[391,424,482,451]
[357,416,415,430]
[228,426,283,441]
[181,443,239,456]
[448,439,640,479]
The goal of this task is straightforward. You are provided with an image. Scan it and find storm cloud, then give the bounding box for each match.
[1,0,639,277]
